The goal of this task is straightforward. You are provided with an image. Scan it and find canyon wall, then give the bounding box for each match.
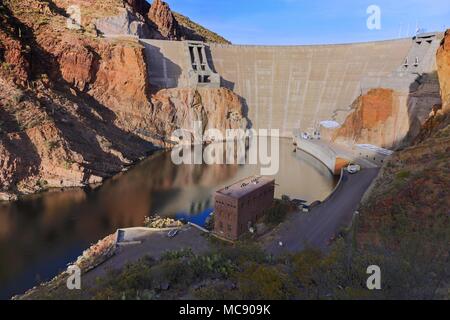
[437,30,450,111]
[0,1,246,199]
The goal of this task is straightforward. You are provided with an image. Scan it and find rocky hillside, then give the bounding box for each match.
[78,0,230,43]
[351,30,450,298]
[0,0,245,200]
[148,0,230,43]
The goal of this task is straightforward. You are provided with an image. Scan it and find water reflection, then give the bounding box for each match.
[0,138,336,298]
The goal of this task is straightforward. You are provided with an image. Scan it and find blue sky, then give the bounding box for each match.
[153,0,449,45]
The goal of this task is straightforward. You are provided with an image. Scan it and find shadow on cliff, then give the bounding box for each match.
[4,4,156,180]
[141,42,182,92]
[0,107,41,191]
[397,71,441,149]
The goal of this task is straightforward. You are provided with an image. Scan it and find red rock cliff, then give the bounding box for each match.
[437,29,450,112]
[332,88,406,148]
[0,0,246,199]
[148,0,179,39]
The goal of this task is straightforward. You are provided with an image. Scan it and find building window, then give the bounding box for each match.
[227,224,232,232]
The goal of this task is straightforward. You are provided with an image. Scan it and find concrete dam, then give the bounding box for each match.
[141,33,442,137]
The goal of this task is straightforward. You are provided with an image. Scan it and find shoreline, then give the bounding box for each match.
[0,147,165,203]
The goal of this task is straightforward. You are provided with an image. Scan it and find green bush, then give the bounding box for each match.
[263,199,290,225]
[235,263,294,300]
[396,170,411,180]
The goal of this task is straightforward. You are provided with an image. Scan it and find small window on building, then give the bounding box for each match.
[414,57,419,66]
[227,224,232,232]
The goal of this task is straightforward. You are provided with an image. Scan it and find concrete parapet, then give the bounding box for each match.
[294,137,348,175]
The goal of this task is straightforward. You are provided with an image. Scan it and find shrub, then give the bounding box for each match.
[263,199,290,225]
[235,263,294,300]
[396,170,411,180]
[45,140,59,151]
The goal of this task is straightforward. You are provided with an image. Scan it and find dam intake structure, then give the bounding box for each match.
[141,32,443,141]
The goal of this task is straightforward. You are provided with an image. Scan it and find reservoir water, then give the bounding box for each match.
[0,138,337,299]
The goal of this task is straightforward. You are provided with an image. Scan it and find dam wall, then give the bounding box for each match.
[141,33,441,137]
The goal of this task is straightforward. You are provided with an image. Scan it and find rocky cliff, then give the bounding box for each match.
[147,0,178,39]
[85,0,230,43]
[332,76,442,149]
[0,0,245,200]
[147,0,230,43]
[332,88,402,148]
[151,88,247,138]
[437,30,450,112]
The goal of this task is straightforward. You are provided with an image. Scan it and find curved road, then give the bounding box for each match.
[263,168,380,255]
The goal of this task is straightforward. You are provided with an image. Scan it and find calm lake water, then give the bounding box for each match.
[0,138,337,299]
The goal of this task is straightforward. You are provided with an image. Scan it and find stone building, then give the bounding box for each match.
[214,176,275,240]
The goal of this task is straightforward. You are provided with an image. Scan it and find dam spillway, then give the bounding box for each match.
[141,33,441,137]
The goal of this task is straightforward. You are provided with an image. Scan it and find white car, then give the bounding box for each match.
[347,164,361,174]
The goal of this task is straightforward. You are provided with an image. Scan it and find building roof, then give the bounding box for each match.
[216,176,275,199]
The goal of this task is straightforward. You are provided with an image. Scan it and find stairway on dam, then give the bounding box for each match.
[141,32,443,138]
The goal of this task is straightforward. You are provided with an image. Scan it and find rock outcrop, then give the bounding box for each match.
[75,0,230,43]
[437,29,450,112]
[125,0,151,17]
[332,89,407,148]
[150,88,248,139]
[148,0,179,39]
[332,75,442,149]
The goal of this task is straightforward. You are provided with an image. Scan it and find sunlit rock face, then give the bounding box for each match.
[148,0,179,39]
[437,29,450,112]
[0,0,247,197]
[150,87,248,140]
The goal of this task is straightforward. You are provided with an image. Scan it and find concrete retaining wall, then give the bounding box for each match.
[295,137,338,174]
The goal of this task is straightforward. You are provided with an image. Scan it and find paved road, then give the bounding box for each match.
[263,168,380,255]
